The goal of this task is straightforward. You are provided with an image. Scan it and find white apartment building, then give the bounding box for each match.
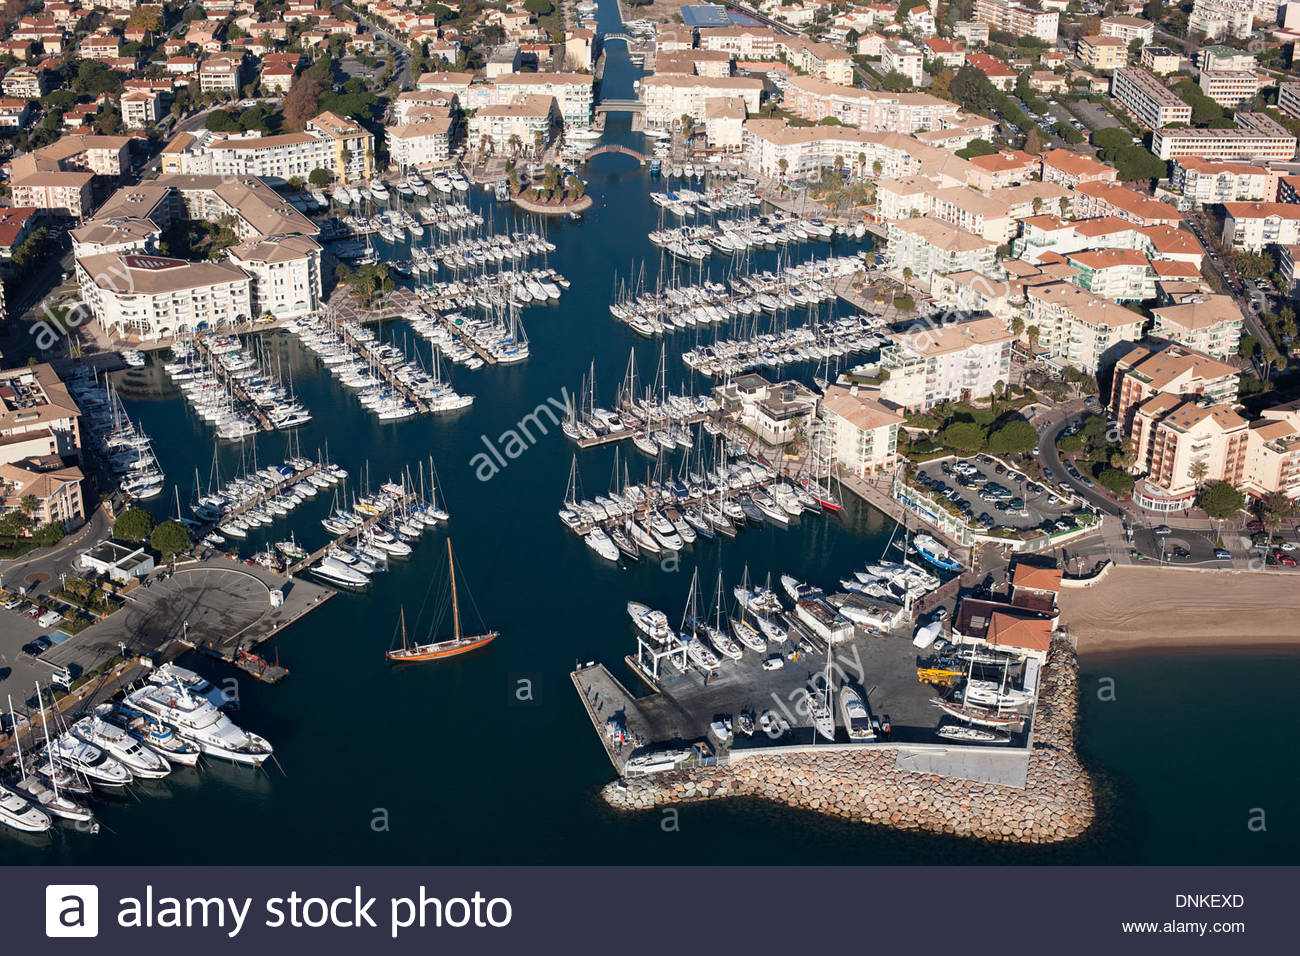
[1198,70,1263,109]
[818,384,903,475]
[1188,0,1255,39]
[227,234,322,322]
[1222,202,1300,252]
[884,218,999,288]
[972,0,1059,41]
[1100,15,1155,45]
[1153,113,1298,161]
[1077,35,1128,72]
[121,89,165,129]
[779,75,964,134]
[468,96,557,153]
[1026,282,1147,373]
[640,75,762,128]
[1172,157,1271,204]
[479,73,594,129]
[387,117,452,168]
[882,40,924,88]
[1196,45,1257,72]
[306,111,375,184]
[1111,67,1192,129]
[75,252,253,340]
[877,316,1013,411]
[1150,294,1244,360]
[1279,81,1300,120]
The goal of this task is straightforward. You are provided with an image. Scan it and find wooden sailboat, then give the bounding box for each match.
[386,541,498,663]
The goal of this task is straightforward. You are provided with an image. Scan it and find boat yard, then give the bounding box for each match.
[573,615,1034,782]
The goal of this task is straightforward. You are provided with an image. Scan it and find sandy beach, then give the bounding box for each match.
[1059,565,1300,656]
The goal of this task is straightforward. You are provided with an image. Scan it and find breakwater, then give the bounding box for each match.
[602,640,1095,844]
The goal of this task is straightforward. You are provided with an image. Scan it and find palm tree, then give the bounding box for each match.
[1189,459,1209,491]
[777,158,789,183]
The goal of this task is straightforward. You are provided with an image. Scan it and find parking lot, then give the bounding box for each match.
[915,454,1085,535]
[0,591,76,705]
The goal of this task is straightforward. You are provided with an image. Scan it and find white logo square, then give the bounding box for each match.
[45,885,99,938]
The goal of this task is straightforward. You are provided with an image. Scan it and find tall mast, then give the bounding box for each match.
[448,540,461,640]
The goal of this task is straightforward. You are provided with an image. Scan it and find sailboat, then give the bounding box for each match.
[386,541,498,663]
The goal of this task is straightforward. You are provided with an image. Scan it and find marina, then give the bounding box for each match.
[4,0,1292,869]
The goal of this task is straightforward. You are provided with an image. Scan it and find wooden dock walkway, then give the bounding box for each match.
[286,490,419,575]
[219,462,326,523]
[193,336,274,432]
[424,310,498,366]
[337,322,430,414]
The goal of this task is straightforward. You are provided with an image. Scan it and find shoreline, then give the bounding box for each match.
[601,640,1095,845]
[1078,638,1300,660]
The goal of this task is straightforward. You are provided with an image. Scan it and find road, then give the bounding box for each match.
[344,4,413,91]
[1182,209,1279,356]
[1031,402,1122,516]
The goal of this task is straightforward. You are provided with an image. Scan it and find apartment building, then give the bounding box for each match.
[640,75,761,128]
[882,40,924,87]
[1100,15,1155,45]
[972,0,1059,41]
[2,65,47,98]
[1150,294,1244,359]
[1280,81,1300,121]
[1198,70,1262,109]
[779,75,963,133]
[696,27,852,84]
[69,217,159,257]
[199,55,244,94]
[966,149,1039,191]
[8,133,131,217]
[1188,0,1255,40]
[0,363,82,463]
[468,96,558,152]
[876,316,1013,411]
[121,89,166,129]
[1153,113,1299,161]
[818,384,903,476]
[1041,148,1117,188]
[306,111,375,184]
[386,116,452,168]
[482,73,594,129]
[1077,35,1128,72]
[1222,201,1300,251]
[1196,45,1257,72]
[884,217,999,287]
[76,252,252,340]
[1025,282,1147,373]
[1072,181,1182,227]
[1110,342,1241,430]
[1111,67,1192,129]
[1064,249,1156,301]
[1141,46,1181,75]
[1241,403,1300,501]
[0,463,84,528]
[227,234,323,322]
[1171,157,1271,204]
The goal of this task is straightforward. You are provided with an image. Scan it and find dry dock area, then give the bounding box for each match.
[573,627,1020,776]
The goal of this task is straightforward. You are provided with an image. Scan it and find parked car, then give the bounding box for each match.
[3,597,22,611]
[21,636,52,657]
[1275,552,1298,567]
[37,609,62,628]
[1042,468,1054,481]
[1213,548,1233,560]
[1278,542,1296,552]
[1171,546,1191,559]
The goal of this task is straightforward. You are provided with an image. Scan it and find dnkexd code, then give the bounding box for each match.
[112,887,511,938]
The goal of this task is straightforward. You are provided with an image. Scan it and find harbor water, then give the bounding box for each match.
[8,0,1298,864]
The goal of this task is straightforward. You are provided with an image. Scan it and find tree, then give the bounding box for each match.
[1096,468,1135,497]
[956,138,998,160]
[881,70,911,92]
[988,420,1038,454]
[206,109,239,133]
[1012,316,1025,337]
[150,520,191,559]
[309,167,333,187]
[1057,434,1085,454]
[1189,459,1210,489]
[940,421,985,452]
[1024,127,1044,155]
[1197,481,1245,519]
[1238,333,1261,359]
[113,508,155,543]
[524,0,554,13]
[0,510,25,546]
[126,7,163,33]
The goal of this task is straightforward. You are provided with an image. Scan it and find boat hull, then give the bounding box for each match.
[387,631,499,663]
